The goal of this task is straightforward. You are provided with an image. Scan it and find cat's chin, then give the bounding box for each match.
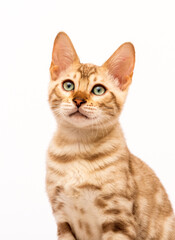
[69,111,88,120]
[61,111,97,128]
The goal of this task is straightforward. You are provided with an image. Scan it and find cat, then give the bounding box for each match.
[46,32,175,240]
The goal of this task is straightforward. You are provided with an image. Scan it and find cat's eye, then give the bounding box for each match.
[63,80,74,91]
[92,85,106,96]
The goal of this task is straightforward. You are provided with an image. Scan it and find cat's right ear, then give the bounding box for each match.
[50,32,80,80]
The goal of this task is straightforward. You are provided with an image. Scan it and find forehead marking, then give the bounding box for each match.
[78,64,97,78]
[78,64,97,91]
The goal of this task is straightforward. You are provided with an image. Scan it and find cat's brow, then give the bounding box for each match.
[78,64,97,79]
[77,64,97,91]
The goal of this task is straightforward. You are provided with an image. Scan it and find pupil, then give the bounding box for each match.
[67,83,71,88]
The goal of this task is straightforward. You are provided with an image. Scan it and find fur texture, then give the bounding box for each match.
[46,32,175,240]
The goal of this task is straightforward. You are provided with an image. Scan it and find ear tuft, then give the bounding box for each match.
[103,42,135,90]
[50,32,80,80]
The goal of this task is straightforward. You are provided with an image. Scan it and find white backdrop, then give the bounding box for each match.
[0,0,175,239]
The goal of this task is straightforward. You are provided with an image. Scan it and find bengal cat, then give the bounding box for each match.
[46,32,175,240]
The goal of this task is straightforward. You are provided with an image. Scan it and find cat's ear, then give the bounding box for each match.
[103,42,135,91]
[50,32,80,80]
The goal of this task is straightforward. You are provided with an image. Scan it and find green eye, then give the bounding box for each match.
[63,81,74,91]
[92,85,106,95]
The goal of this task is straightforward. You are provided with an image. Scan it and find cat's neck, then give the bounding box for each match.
[49,120,129,164]
[54,120,127,150]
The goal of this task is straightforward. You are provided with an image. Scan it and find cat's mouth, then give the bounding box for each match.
[69,111,88,119]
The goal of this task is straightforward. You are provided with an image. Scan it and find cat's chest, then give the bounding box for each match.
[60,182,102,240]
[57,166,103,240]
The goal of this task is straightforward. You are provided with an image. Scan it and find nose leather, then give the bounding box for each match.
[73,97,86,107]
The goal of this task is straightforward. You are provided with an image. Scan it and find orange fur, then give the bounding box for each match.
[46,32,175,240]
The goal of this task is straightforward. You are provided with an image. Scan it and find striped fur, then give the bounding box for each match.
[46,32,175,240]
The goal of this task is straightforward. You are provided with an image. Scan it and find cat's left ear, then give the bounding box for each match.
[50,32,80,80]
[102,42,135,91]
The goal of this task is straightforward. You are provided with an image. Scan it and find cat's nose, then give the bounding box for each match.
[73,97,87,108]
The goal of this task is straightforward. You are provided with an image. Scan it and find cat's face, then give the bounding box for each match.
[49,32,135,129]
[49,63,122,128]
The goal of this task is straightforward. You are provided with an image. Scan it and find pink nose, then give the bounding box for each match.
[73,97,86,107]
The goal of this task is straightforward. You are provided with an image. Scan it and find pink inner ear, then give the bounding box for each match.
[50,32,79,80]
[53,40,74,71]
[104,43,135,90]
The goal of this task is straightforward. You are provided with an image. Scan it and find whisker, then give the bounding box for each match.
[62,103,73,107]
[50,105,59,107]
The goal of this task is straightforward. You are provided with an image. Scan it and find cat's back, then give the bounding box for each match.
[130,154,171,201]
[130,154,175,239]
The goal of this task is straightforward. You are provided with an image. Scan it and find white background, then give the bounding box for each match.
[0,0,175,239]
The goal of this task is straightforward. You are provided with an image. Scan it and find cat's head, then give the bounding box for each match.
[49,32,135,129]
